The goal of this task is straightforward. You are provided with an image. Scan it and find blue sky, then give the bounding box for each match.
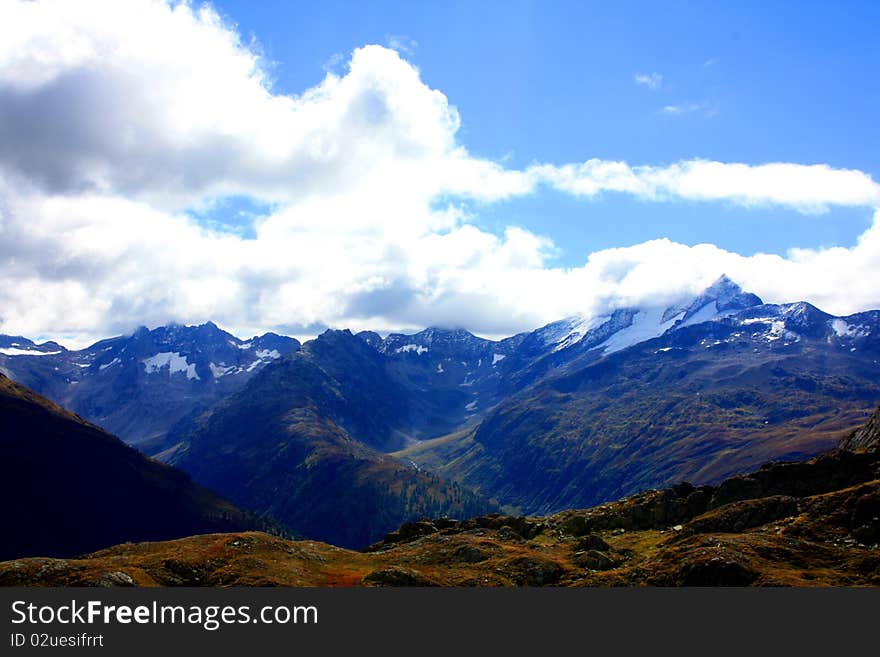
[2,0,880,345]
[214,0,880,264]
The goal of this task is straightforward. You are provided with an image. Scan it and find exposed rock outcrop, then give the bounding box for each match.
[840,406,880,452]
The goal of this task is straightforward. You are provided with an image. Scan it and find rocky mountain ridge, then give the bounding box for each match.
[0,322,300,449]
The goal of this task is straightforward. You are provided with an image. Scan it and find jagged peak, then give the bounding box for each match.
[355,331,383,350]
[417,326,479,341]
[381,326,484,347]
[316,328,354,339]
[678,275,763,322]
[780,300,822,316]
[706,273,741,294]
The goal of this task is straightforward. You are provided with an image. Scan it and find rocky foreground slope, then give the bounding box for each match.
[3,407,878,587]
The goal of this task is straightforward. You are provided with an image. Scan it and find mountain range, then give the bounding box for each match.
[2,275,879,548]
[0,322,300,451]
[402,291,880,514]
[164,329,495,548]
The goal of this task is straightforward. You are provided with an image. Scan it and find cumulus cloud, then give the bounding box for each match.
[0,0,523,208]
[1,0,880,347]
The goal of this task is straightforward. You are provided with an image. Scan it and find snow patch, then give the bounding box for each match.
[98,358,120,371]
[831,318,869,338]
[600,306,683,355]
[237,342,252,349]
[255,349,281,359]
[540,314,607,352]
[142,352,200,380]
[465,400,478,411]
[767,321,786,341]
[766,321,800,343]
[677,302,716,328]
[831,319,850,337]
[209,362,236,378]
[395,344,428,355]
[492,353,506,365]
[436,363,444,373]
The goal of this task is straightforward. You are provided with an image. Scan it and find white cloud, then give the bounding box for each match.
[1,0,880,348]
[531,159,880,213]
[661,100,717,116]
[322,51,344,73]
[634,72,663,90]
[387,35,418,56]
[0,0,520,209]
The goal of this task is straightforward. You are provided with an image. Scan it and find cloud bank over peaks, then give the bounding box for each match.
[1,0,879,347]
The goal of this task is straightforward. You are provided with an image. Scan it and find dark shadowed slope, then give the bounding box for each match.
[0,373,259,561]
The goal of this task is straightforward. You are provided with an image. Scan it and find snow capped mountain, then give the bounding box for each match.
[3,274,879,451]
[402,281,880,517]
[45,322,300,390]
[532,314,610,352]
[345,275,880,432]
[362,326,521,382]
[355,326,523,435]
[530,275,766,357]
[379,327,495,356]
[0,335,66,358]
[0,322,300,448]
[679,274,764,321]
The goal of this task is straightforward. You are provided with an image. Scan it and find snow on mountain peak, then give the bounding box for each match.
[536,314,608,351]
[599,306,683,354]
[678,275,762,324]
[531,276,764,357]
